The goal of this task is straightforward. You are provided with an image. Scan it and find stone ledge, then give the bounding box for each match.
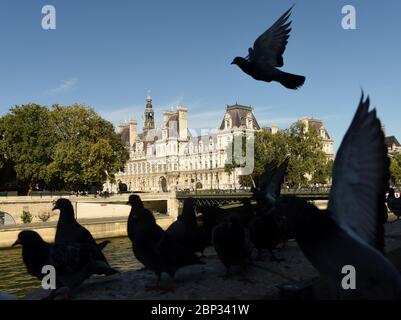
[20,222,401,300]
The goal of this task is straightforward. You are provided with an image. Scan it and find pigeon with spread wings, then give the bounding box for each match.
[269,93,401,299]
[231,6,305,90]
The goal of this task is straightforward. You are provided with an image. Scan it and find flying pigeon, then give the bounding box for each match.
[269,94,401,299]
[12,230,114,299]
[53,198,118,275]
[126,195,204,291]
[387,188,401,219]
[231,6,305,90]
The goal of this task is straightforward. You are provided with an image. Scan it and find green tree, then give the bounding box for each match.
[390,154,401,186]
[284,122,331,187]
[48,104,129,191]
[0,104,56,193]
[227,122,332,188]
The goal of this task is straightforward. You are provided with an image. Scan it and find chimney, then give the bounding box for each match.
[118,123,128,134]
[271,124,279,135]
[129,120,137,147]
[177,107,188,141]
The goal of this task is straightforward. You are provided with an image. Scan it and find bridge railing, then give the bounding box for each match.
[176,189,252,197]
[176,187,331,197]
[280,187,331,194]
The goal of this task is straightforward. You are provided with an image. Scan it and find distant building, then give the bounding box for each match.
[107,96,260,193]
[299,117,334,160]
[386,136,401,156]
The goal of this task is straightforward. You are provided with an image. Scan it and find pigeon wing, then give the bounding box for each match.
[50,244,92,274]
[166,220,187,240]
[249,6,293,68]
[263,157,289,202]
[328,93,389,251]
[258,161,278,189]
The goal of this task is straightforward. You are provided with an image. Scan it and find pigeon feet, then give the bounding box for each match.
[42,287,71,300]
[159,285,175,295]
[145,284,161,291]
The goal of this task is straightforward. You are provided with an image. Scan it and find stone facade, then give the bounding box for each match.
[299,117,334,160]
[110,97,260,193]
[386,136,401,156]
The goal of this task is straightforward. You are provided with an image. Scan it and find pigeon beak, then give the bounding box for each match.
[52,204,58,211]
[12,239,21,247]
[230,61,234,65]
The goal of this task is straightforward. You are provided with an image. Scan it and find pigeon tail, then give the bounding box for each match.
[276,69,305,90]
[97,240,111,251]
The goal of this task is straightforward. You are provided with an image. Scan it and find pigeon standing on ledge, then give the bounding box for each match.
[126,195,204,291]
[212,215,253,276]
[166,197,210,256]
[53,198,118,275]
[13,230,114,299]
[269,94,401,299]
[249,157,290,260]
[231,6,305,90]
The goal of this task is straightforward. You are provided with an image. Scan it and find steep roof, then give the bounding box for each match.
[302,118,332,140]
[386,136,401,147]
[219,104,260,130]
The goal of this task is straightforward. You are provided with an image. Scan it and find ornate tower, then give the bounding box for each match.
[143,92,155,133]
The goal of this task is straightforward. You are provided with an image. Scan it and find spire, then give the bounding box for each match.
[146,90,153,109]
[143,91,155,133]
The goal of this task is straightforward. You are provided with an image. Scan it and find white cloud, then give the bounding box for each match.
[44,78,78,96]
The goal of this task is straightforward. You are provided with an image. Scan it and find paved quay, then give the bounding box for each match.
[23,220,401,300]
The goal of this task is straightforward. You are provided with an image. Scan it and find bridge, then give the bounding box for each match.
[0,188,330,227]
[176,188,330,206]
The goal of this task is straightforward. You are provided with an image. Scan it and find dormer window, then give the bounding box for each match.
[225,114,232,129]
[246,114,253,129]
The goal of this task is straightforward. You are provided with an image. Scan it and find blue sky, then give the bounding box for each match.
[0,0,400,152]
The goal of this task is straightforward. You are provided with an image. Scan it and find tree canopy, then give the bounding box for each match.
[0,103,128,192]
[226,122,333,188]
[0,104,56,190]
[390,154,401,186]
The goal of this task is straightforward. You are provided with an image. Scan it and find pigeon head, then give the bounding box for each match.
[389,188,395,195]
[53,198,74,213]
[231,57,246,66]
[127,195,144,208]
[12,230,45,248]
[53,198,75,222]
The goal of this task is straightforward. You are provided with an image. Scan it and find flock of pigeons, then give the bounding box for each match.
[5,6,401,300]
[9,94,401,300]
